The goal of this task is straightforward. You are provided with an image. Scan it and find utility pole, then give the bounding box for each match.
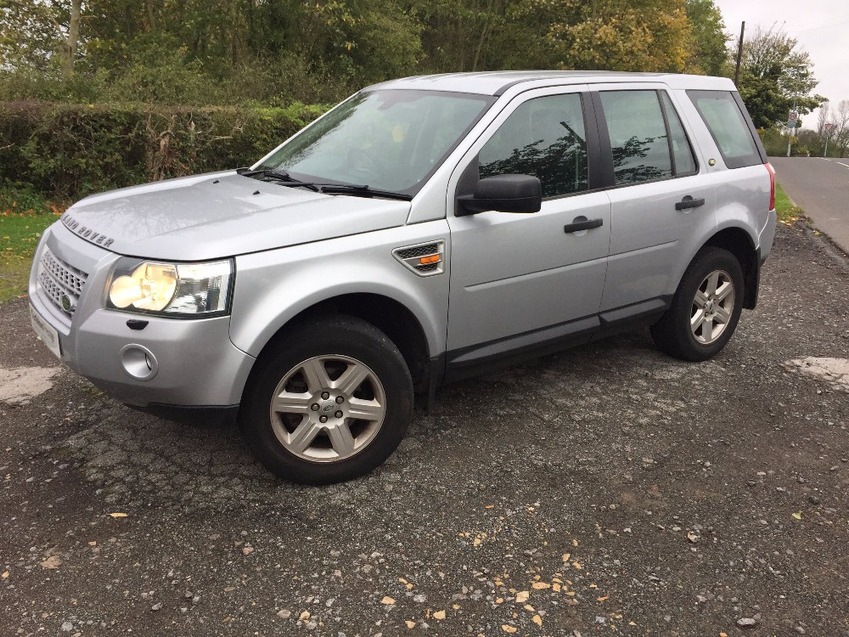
[734,21,745,85]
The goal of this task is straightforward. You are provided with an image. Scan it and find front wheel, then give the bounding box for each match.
[651,247,745,362]
[239,316,413,484]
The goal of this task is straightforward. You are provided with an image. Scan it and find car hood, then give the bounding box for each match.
[58,171,412,260]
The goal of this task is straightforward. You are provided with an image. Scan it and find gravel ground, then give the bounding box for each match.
[1,221,848,637]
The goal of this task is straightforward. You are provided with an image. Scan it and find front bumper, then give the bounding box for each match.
[29,223,255,408]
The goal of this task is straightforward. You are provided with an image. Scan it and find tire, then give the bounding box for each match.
[239,316,414,484]
[650,247,745,362]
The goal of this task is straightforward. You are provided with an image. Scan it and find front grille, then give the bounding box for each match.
[38,248,88,317]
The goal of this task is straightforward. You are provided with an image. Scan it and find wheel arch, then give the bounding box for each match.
[701,227,759,309]
[247,293,433,396]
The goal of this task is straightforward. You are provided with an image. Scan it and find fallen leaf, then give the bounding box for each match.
[405,620,416,629]
[687,531,700,543]
[561,552,571,562]
[532,615,543,626]
[523,604,535,612]
[40,555,62,569]
[495,597,504,604]
[572,539,579,547]
[1,571,9,579]
[572,561,583,570]
[501,625,518,634]
[792,512,802,520]
[597,595,609,602]
[242,546,254,556]
[381,596,396,605]
[108,512,128,519]
[452,604,461,610]
[515,591,529,603]
[552,583,562,592]
[433,610,446,620]
[531,582,550,590]
[298,611,310,621]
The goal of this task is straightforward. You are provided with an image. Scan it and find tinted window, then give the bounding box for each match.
[479,93,588,198]
[661,92,697,176]
[600,90,672,185]
[688,90,761,169]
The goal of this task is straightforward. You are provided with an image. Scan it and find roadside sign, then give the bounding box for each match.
[787,110,799,129]
[824,123,836,134]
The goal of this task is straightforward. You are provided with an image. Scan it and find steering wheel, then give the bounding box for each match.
[347,147,385,180]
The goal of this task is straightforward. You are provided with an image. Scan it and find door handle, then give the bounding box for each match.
[675,195,706,210]
[564,218,604,233]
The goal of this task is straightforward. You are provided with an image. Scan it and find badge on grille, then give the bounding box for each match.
[61,294,76,312]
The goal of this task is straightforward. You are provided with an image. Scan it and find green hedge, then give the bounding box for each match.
[0,101,328,201]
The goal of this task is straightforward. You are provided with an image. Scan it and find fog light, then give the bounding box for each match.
[120,344,158,381]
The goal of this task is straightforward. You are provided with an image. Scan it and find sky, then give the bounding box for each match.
[712,0,849,127]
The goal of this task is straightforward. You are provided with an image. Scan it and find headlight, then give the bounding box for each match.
[107,258,233,316]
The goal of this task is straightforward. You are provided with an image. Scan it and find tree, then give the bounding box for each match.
[684,0,727,75]
[412,0,514,72]
[816,101,830,135]
[834,100,849,157]
[511,0,692,72]
[736,26,824,129]
[0,0,60,71]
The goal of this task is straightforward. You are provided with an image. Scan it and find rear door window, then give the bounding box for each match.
[687,90,762,168]
[598,90,697,186]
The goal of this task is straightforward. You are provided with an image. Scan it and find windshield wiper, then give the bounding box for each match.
[313,184,412,201]
[237,168,411,201]
[237,167,320,191]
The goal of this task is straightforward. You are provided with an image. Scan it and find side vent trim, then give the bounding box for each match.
[392,240,446,277]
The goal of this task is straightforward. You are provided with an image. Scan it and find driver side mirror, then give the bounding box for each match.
[456,174,542,216]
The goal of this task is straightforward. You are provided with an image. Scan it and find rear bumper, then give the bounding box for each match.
[758,209,778,262]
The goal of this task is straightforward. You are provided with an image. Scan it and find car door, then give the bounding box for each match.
[592,86,716,317]
[445,86,611,374]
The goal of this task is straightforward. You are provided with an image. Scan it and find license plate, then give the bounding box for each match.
[30,304,62,359]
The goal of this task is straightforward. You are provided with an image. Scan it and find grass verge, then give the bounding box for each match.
[1,211,62,304]
[775,182,802,224]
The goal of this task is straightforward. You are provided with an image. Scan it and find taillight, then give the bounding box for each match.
[765,162,776,211]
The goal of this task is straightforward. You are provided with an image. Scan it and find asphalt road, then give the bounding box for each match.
[770,156,849,254]
[2,222,849,636]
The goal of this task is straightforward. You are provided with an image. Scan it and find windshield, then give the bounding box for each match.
[256,89,494,195]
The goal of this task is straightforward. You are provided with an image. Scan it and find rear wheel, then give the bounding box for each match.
[651,247,745,362]
[240,316,413,484]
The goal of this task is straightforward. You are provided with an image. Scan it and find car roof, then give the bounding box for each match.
[367,71,736,96]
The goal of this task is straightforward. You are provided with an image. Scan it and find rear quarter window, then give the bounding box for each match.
[687,90,763,169]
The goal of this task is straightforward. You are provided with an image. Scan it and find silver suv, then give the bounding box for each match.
[29,72,777,483]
